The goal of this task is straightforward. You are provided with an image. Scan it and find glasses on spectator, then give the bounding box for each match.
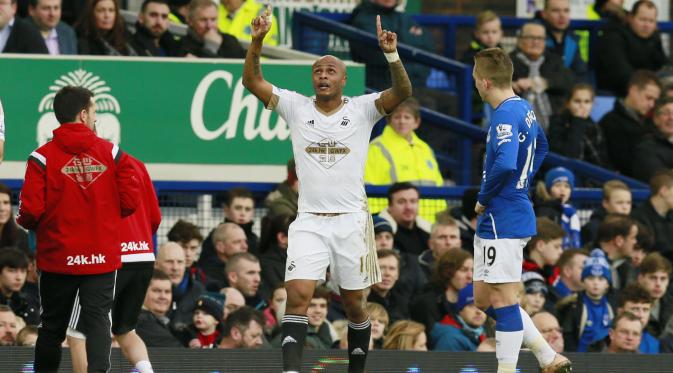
[657,110,673,117]
[520,35,546,42]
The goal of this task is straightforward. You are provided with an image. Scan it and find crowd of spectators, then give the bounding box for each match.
[3,0,673,360]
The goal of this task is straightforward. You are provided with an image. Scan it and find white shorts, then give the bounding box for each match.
[473,235,530,283]
[285,211,381,290]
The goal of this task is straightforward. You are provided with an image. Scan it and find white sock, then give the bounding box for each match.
[519,307,556,367]
[135,360,153,373]
[495,330,524,373]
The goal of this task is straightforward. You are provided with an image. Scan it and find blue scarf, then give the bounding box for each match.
[553,278,573,298]
[578,293,611,352]
[561,203,582,249]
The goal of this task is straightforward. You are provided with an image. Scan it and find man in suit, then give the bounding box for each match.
[0,0,48,53]
[28,0,77,55]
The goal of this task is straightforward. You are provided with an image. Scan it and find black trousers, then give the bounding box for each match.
[35,270,116,373]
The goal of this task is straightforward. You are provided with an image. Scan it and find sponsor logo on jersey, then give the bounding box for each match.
[61,154,108,189]
[305,138,351,169]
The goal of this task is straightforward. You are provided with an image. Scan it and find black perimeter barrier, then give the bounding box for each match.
[4,347,673,372]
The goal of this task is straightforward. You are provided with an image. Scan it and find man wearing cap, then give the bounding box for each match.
[557,249,614,352]
[431,283,487,351]
[521,272,550,315]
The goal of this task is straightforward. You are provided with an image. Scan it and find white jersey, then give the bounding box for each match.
[0,99,5,141]
[268,85,384,213]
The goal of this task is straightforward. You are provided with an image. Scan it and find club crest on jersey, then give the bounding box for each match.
[340,117,350,127]
[305,137,351,169]
[61,154,107,189]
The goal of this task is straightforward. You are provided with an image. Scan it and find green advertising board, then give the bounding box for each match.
[0,55,365,182]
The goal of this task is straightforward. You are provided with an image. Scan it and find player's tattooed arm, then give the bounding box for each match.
[242,5,274,106]
[374,15,412,115]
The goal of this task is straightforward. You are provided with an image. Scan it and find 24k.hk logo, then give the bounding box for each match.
[61,154,108,189]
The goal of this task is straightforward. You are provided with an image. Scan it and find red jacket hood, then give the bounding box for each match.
[53,123,98,154]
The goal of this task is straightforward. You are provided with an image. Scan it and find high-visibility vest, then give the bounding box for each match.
[365,126,446,222]
[218,0,279,46]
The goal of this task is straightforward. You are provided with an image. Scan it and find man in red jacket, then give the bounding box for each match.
[67,154,161,373]
[17,86,140,372]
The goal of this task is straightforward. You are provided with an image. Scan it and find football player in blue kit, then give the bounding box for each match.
[472,48,571,373]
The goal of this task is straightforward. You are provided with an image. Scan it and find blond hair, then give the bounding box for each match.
[366,302,390,328]
[474,48,513,89]
[603,180,631,202]
[382,320,425,350]
[476,10,499,30]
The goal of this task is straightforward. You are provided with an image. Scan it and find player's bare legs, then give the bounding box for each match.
[282,279,317,373]
[115,331,153,373]
[474,281,570,373]
[340,288,371,373]
[66,334,87,373]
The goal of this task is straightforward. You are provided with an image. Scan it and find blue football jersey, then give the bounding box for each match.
[476,96,548,239]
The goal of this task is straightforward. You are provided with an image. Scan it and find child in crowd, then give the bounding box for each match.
[549,84,611,168]
[523,217,565,283]
[581,180,632,244]
[558,249,614,352]
[263,283,286,336]
[536,167,582,249]
[383,320,428,351]
[460,10,503,64]
[520,272,549,316]
[183,295,224,348]
[16,325,38,347]
[367,302,390,350]
[432,283,487,351]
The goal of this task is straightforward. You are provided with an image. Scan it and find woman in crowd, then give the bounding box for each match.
[76,0,137,55]
[383,320,427,351]
[0,183,28,253]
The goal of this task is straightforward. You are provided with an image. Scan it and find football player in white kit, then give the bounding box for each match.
[243,6,411,373]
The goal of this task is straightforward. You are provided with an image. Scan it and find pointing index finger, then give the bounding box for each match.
[376,15,382,36]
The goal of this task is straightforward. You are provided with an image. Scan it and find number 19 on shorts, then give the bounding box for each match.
[482,246,496,266]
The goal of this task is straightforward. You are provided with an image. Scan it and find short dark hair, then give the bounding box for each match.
[222,306,264,336]
[596,214,635,243]
[140,0,169,12]
[611,311,641,330]
[654,96,673,116]
[224,187,254,207]
[631,0,657,16]
[151,269,172,282]
[0,248,29,271]
[53,86,93,124]
[627,69,661,91]
[377,249,400,266]
[312,285,331,304]
[639,252,672,276]
[634,221,654,252]
[387,182,419,203]
[618,284,653,308]
[649,170,673,195]
[527,217,565,253]
[557,248,589,269]
[167,220,203,244]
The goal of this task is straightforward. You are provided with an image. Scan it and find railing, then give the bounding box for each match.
[291,12,474,123]
[319,13,673,61]
[4,180,649,244]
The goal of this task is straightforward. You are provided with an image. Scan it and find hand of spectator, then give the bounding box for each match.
[474,201,485,215]
[376,15,397,53]
[250,5,272,40]
[409,26,423,36]
[204,28,223,46]
[189,338,202,348]
[513,78,532,93]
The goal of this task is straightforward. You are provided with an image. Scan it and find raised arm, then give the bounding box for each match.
[242,5,274,107]
[374,15,412,115]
